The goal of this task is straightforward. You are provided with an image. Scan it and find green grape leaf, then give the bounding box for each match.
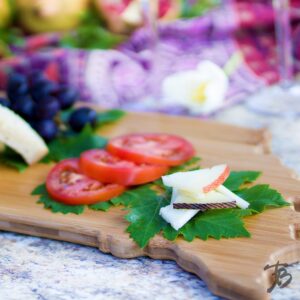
[237,185,290,213]
[89,201,113,212]
[32,184,85,215]
[125,191,169,248]
[223,171,262,191]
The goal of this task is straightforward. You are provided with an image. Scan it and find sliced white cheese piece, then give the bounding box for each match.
[175,189,232,204]
[217,185,249,209]
[160,205,198,231]
[160,188,199,230]
[0,104,48,165]
[195,190,233,204]
[160,189,234,230]
[162,164,228,194]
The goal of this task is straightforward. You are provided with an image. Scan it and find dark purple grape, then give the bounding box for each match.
[69,107,97,132]
[0,97,10,108]
[7,73,28,96]
[7,87,29,103]
[54,86,78,110]
[32,120,58,142]
[30,81,58,103]
[11,96,35,120]
[34,97,60,120]
[28,71,47,87]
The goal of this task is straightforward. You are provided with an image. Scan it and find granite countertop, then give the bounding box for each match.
[1,104,300,300]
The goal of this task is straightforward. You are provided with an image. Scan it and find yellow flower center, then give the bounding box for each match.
[192,82,208,103]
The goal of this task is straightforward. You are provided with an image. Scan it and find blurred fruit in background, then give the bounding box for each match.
[94,0,180,34]
[0,0,12,28]
[180,0,220,19]
[59,9,126,50]
[15,0,90,33]
[31,119,58,142]
[1,72,84,142]
[69,107,97,132]
[0,0,218,55]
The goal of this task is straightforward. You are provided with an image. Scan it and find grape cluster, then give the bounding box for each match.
[1,72,97,142]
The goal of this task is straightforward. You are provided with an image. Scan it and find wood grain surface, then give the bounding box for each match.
[0,111,299,300]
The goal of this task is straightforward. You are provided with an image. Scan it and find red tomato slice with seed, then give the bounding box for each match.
[46,158,125,205]
[79,149,169,186]
[106,133,195,166]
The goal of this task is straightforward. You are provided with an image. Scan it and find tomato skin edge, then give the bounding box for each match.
[46,181,126,206]
[79,149,169,186]
[45,158,126,206]
[107,141,195,166]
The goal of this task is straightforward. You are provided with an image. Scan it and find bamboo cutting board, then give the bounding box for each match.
[0,111,300,300]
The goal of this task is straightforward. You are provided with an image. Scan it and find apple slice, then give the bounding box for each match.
[162,164,230,194]
[202,165,230,193]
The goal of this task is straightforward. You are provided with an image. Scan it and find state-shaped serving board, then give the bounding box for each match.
[0,111,300,300]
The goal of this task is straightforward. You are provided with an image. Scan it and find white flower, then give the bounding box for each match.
[162,60,229,114]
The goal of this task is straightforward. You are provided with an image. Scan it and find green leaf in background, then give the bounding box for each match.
[32,184,85,215]
[42,126,107,163]
[59,108,74,124]
[89,201,113,212]
[0,146,28,172]
[237,185,290,213]
[181,0,221,19]
[31,183,47,196]
[59,9,126,50]
[223,171,261,192]
[60,26,125,50]
[80,9,105,26]
[96,109,126,127]
[0,27,24,57]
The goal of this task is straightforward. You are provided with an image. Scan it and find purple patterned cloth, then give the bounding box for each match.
[1,0,300,116]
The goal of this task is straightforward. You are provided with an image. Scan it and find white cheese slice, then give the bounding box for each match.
[160,188,199,231]
[160,189,233,231]
[0,104,48,165]
[174,189,233,204]
[160,205,198,231]
[194,190,233,203]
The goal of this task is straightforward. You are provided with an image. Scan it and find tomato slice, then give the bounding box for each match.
[79,149,169,186]
[106,133,195,166]
[46,158,125,205]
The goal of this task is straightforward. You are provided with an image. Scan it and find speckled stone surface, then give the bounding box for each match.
[1,104,300,300]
